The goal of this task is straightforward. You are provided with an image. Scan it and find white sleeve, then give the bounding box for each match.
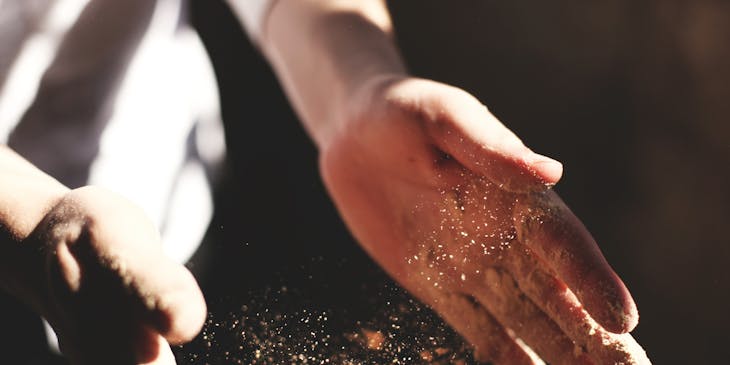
[226,0,276,43]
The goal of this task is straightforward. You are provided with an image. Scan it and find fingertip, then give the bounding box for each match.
[528,154,563,186]
[145,266,207,344]
[134,332,177,365]
[625,305,639,332]
[482,153,563,193]
[132,327,162,364]
[582,271,639,334]
[617,297,639,334]
[156,289,207,345]
[602,295,639,334]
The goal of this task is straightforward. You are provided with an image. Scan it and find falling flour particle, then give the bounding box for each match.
[176,284,479,364]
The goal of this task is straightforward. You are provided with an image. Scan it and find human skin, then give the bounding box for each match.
[251,0,651,363]
[0,1,206,363]
[0,146,206,365]
[0,0,650,363]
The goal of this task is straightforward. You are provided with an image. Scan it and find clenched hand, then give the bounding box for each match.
[23,187,206,365]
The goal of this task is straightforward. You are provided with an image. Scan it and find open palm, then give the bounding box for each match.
[321,77,649,364]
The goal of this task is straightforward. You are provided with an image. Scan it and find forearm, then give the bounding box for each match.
[259,0,407,148]
[0,145,68,309]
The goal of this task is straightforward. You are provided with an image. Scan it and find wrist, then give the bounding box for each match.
[313,71,407,150]
[260,0,407,150]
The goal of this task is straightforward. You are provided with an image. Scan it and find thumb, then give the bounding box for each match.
[421,85,563,191]
[137,333,178,365]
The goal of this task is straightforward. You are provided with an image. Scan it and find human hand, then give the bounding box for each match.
[320,76,649,364]
[22,186,206,365]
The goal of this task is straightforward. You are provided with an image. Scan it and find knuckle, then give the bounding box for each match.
[40,196,90,251]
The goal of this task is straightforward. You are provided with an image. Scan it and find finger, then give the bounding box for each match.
[42,186,208,343]
[139,334,177,365]
[503,243,651,364]
[99,253,207,344]
[47,228,206,345]
[57,324,176,365]
[124,258,208,344]
[428,291,535,364]
[87,190,207,343]
[417,84,563,192]
[513,191,638,333]
[472,267,593,365]
[130,326,177,365]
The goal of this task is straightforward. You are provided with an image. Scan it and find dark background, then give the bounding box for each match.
[3,1,728,364]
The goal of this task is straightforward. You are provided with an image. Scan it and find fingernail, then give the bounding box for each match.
[529,154,563,184]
